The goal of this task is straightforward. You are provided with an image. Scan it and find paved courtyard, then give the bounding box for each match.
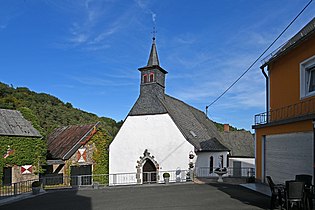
[1,183,270,210]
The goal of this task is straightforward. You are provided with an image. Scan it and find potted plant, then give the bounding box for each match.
[189,162,194,169]
[31,181,41,195]
[163,172,170,184]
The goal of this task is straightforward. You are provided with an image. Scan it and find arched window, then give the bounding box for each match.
[143,74,148,83]
[209,156,213,174]
[220,155,224,168]
[149,73,154,82]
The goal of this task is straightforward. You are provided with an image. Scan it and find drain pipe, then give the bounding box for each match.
[261,66,269,123]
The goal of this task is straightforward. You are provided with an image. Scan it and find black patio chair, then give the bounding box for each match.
[266,176,285,209]
[296,174,312,186]
[285,181,305,210]
[295,174,313,210]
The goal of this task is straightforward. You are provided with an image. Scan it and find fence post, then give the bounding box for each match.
[13,183,17,196]
[42,177,46,189]
[78,176,82,186]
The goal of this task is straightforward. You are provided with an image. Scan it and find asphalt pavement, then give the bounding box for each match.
[0,183,270,210]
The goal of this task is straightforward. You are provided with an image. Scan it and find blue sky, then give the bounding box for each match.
[0,0,314,131]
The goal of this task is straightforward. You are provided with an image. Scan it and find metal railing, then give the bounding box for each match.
[0,179,37,198]
[194,167,255,178]
[40,170,193,188]
[1,167,254,198]
[254,97,315,125]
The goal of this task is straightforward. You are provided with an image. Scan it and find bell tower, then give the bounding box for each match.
[138,36,168,97]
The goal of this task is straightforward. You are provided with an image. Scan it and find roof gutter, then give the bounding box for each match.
[261,66,269,123]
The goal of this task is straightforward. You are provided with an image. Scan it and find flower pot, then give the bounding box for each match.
[32,187,41,195]
[164,177,169,184]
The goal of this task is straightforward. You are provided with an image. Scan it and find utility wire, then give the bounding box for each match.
[205,0,313,115]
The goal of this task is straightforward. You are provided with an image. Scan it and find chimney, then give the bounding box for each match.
[224,124,230,132]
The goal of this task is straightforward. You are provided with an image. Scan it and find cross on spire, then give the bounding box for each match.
[152,26,157,41]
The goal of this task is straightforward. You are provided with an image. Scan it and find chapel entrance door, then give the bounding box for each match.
[143,159,157,184]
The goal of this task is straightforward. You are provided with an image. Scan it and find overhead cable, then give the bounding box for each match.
[205,0,313,115]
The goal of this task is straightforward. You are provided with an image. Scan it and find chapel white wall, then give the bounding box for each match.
[109,114,196,175]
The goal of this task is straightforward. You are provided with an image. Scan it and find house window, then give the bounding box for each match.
[209,156,213,174]
[149,73,154,82]
[143,74,148,83]
[300,55,315,98]
[308,67,315,92]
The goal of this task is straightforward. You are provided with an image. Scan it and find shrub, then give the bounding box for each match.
[163,172,170,178]
[32,181,41,188]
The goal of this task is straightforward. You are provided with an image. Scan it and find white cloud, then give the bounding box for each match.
[135,0,156,24]
[173,33,197,45]
[70,33,89,44]
[90,26,119,44]
[72,76,134,87]
[134,0,148,9]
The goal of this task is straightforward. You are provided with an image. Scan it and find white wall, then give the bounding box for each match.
[109,114,196,184]
[229,157,255,169]
[194,151,229,177]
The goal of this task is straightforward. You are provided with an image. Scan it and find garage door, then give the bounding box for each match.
[70,165,92,186]
[265,132,313,184]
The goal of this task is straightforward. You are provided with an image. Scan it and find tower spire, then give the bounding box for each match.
[147,26,159,66]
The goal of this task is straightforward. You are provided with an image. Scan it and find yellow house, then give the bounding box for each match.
[253,17,315,184]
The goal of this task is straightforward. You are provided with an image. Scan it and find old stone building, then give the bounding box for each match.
[0,109,42,185]
[45,122,99,185]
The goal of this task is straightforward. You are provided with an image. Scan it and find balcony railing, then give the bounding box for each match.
[254,97,315,125]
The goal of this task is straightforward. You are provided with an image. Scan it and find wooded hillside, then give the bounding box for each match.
[0,82,122,138]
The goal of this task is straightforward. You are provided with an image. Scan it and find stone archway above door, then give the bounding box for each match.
[136,149,159,184]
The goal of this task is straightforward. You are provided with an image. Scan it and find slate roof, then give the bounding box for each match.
[47,123,98,160]
[262,17,315,67]
[129,94,167,116]
[128,94,229,152]
[220,131,254,157]
[163,95,229,152]
[0,109,41,137]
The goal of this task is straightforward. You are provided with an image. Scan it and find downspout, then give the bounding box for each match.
[261,66,269,123]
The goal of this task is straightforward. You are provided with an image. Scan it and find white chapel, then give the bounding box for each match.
[109,37,241,185]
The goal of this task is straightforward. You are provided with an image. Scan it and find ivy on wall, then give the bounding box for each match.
[90,127,111,176]
[0,136,46,182]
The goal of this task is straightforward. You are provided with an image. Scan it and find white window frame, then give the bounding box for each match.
[300,55,315,99]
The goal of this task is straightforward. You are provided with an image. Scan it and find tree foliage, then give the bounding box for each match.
[213,121,245,132]
[0,82,122,137]
[0,81,122,181]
